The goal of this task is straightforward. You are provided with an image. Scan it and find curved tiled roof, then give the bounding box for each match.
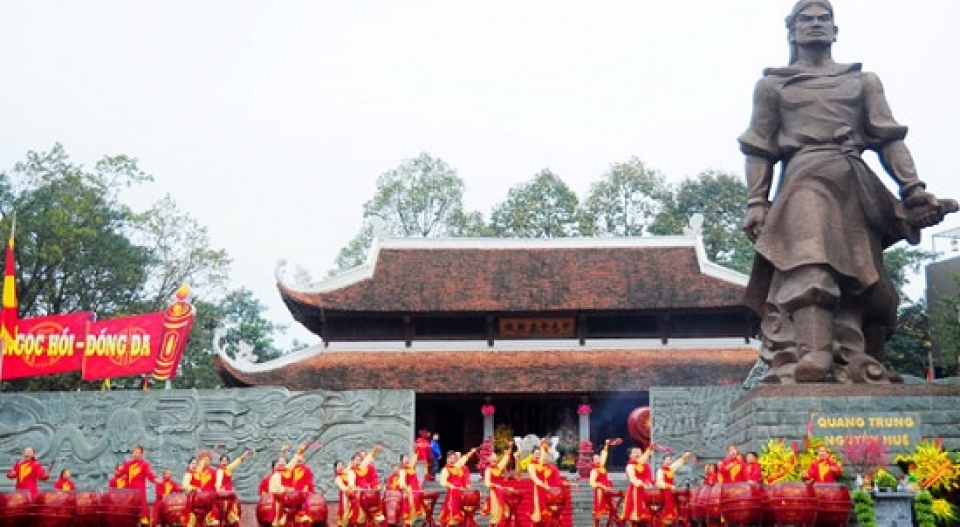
[278,236,749,314]
[216,346,759,393]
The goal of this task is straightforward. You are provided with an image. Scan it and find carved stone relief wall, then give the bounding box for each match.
[0,387,414,501]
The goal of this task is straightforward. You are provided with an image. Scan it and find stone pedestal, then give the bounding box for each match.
[727,384,960,455]
[871,491,914,527]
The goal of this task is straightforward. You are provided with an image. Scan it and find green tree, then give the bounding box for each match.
[882,246,934,303]
[649,170,754,274]
[583,157,669,236]
[173,288,286,389]
[490,169,585,238]
[363,152,470,237]
[0,144,153,318]
[0,144,236,391]
[884,302,933,378]
[927,275,960,379]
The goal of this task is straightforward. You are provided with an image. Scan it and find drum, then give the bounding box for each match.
[191,491,218,517]
[256,493,277,526]
[99,488,145,527]
[690,486,707,525]
[74,491,101,527]
[303,492,329,526]
[768,482,817,527]
[644,487,665,514]
[0,490,33,527]
[160,493,189,527]
[813,483,852,527]
[719,482,765,526]
[30,490,77,527]
[701,484,722,526]
[674,488,692,525]
[459,489,482,513]
[359,489,383,517]
[384,489,404,526]
[280,491,306,513]
[33,490,77,527]
[544,487,565,512]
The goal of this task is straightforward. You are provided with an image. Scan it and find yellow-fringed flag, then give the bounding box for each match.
[1,219,18,358]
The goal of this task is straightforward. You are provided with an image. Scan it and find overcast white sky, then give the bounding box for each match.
[2,1,959,345]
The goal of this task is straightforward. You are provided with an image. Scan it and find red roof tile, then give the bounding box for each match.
[278,238,748,314]
[216,347,758,393]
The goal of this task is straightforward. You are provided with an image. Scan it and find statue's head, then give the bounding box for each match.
[785,0,837,63]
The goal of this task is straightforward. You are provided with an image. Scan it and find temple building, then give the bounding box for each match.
[216,235,760,467]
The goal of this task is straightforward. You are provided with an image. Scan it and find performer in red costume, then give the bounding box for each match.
[718,445,746,484]
[6,446,50,498]
[656,451,692,524]
[54,468,75,491]
[804,446,842,483]
[116,445,161,525]
[528,442,566,527]
[215,453,247,527]
[354,446,382,490]
[415,430,433,481]
[439,449,477,527]
[744,452,763,484]
[622,446,654,527]
[482,445,513,527]
[334,460,359,527]
[259,461,279,495]
[589,441,615,527]
[400,452,424,527]
[702,464,719,486]
[185,451,222,527]
[109,463,127,489]
[153,468,183,527]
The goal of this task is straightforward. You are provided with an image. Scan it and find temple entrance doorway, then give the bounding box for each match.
[415,392,647,470]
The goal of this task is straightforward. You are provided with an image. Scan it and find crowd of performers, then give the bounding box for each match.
[588,442,842,527]
[6,439,844,527]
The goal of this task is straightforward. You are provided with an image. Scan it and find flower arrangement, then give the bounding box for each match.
[492,423,514,454]
[759,438,800,484]
[873,469,898,490]
[841,435,887,482]
[894,439,959,525]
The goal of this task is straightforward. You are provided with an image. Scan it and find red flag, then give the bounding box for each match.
[82,313,165,381]
[1,312,94,380]
[1,224,18,359]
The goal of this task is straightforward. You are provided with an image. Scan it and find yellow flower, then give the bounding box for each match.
[931,498,958,522]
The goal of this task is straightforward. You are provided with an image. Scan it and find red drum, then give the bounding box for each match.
[74,491,101,527]
[303,492,329,526]
[359,489,383,517]
[33,490,77,527]
[384,489,404,526]
[256,493,277,526]
[460,489,482,513]
[191,491,218,516]
[100,488,145,527]
[690,486,707,524]
[160,493,188,527]
[701,484,722,526]
[813,483,852,527]
[768,483,817,527]
[420,491,441,527]
[720,482,765,526]
[644,487,665,514]
[674,488,692,526]
[0,490,33,527]
[280,491,305,513]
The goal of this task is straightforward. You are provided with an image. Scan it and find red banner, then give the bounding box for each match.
[1,312,94,380]
[81,313,165,381]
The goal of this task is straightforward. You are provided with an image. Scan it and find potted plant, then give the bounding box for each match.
[873,469,898,491]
